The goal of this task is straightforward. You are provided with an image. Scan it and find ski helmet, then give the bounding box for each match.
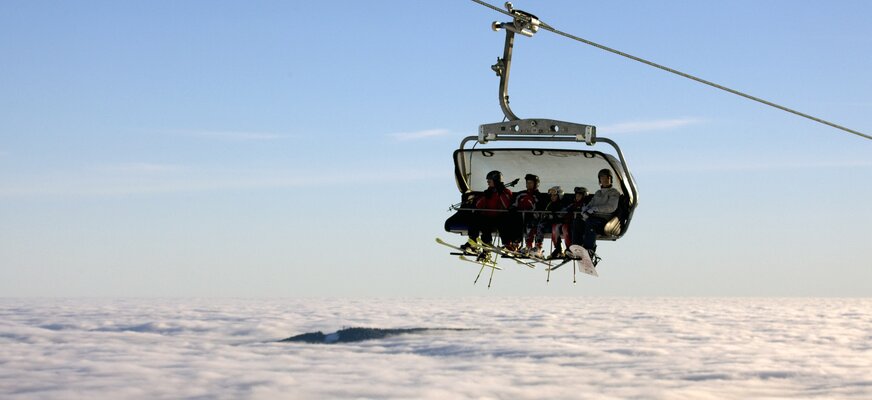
[486,170,503,183]
[548,186,564,197]
[598,168,613,179]
[524,173,540,184]
[574,186,589,196]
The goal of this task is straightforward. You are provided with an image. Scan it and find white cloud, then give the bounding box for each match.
[166,129,289,141]
[96,163,184,173]
[599,118,703,134]
[0,167,444,197]
[1,298,870,400]
[388,129,452,141]
[639,159,872,173]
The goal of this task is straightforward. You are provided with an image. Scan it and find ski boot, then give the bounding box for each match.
[459,238,482,255]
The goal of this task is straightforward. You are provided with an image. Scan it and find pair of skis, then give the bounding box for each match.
[492,243,597,283]
[435,238,503,288]
[435,238,597,287]
[481,240,596,278]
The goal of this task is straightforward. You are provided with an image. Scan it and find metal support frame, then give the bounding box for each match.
[477,118,596,144]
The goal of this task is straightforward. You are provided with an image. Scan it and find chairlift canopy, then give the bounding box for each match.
[453,148,629,201]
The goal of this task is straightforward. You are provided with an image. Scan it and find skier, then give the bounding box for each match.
[510,173,547,257]
[537,186,569,259]
[460,170,513,254]
[564,187,590,220]
[572,169,620,260]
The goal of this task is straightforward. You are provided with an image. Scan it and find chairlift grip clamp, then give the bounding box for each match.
[491,3,540,38]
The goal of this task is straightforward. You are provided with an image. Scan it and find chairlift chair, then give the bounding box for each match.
[444,3,638,243]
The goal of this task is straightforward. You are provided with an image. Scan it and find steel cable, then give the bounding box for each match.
[470,0,871,140]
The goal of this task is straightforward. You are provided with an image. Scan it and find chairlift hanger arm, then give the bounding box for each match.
[490,2,539,121]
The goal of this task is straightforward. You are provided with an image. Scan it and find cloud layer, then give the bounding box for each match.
[1,297,870,399]
[599,118,702,134]
[388,129,452,141]
[0,167,444,197]
[168,129,290,141]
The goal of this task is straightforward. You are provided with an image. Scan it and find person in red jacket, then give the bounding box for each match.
[511,173,547,258]
[460,170,513,253]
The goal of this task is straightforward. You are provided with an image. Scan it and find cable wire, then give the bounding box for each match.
[470,0,871,141]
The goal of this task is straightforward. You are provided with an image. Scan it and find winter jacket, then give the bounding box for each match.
[540,198,566,223]
[583,186,621,218]
[512,189,544,211]
[475,186,513,217]
[562,199,587,223]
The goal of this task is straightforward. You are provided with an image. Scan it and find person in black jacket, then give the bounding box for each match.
[538,186,568,259]
[509,173,548,257]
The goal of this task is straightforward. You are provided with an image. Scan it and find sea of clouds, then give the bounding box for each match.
[1,297,870,399]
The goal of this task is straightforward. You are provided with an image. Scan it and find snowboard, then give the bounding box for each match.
[568,245,598,277]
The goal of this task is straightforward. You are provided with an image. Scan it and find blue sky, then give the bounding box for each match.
[1,1,870,297]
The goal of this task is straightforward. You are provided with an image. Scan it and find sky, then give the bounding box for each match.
[1,1,870,297]
[2,297,871,399]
